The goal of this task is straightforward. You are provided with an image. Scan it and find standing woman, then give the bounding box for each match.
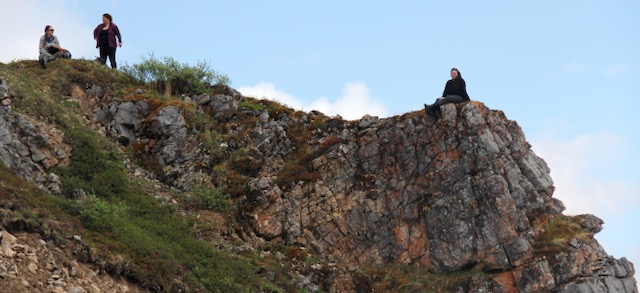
[424,68,470,119]
[93,13,122,69]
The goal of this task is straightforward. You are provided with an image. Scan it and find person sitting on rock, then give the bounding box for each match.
[424,68,470,119]
[39,25,69,69]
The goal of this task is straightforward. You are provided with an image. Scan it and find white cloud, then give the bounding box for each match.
[238,82,388,120]
[308,82,388,120]
[237,82,303,109]
[0,0,96,62]
[561,62,588,75]
[531,132,640,215]
[602,64,625,76]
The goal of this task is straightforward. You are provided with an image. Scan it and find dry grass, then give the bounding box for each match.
[533,215,592,255]
[353,264,485,293]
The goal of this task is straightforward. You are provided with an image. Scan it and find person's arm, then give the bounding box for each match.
[39,36,49,56]
[461,79,470,100]
[51,36,66,53]
[442,80,450,97]
[93,25,99,40]
[114,24,122,47]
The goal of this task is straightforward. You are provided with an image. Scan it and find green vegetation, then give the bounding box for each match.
[353,264,485,293]
[78,195,127,231]
[0,60,274,292]
[4,59,131,122]
[121,52,230,97]
[188,182,232,212]
[239,99,267,112]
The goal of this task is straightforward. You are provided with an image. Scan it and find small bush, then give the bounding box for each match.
[79,195,127,231]
[239,100,266,112]
[57,127,128,199]
[353,264,483,293]
[201,130,227,164]
[121,52,230,96]
[275,146,320,189]
[318,136,346,153]
[533,215,591,254]
[190,183,232,212]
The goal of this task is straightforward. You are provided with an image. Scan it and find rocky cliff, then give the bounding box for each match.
[0,61,636,292]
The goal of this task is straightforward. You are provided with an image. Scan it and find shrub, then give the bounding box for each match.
[190,183,232,212]
[275,146,320,189]
[353,264,484,293]
[79,195,127,231]
[239,100,266,112]
[318,136,346,153]
[56,127,128,200]
[201,130,227,164]
[121,52,230,97]
[533,215,591,255]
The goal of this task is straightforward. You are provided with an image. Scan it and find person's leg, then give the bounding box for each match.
[108,47,117,69]
[424,97,442,119]
[99,46,108,65]
[39,55,47,68]
[429,95,465,111]
[43,52,63,64]
[51,51,64,60]
[442,95,466,104]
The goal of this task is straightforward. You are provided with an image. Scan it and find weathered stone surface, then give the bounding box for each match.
[0,221,146,293]
[236,101,636,292]
[358,114,378,128]
[194,93,211,105]
[0,76,11,100]
[244,102,547,272]
[207,94,238,120]
[3,69,633,292]
[0,79,72,194]
[146,106,188,165]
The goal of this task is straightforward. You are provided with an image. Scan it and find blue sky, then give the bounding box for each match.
[2,0,639,271]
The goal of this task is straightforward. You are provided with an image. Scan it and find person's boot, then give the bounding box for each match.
[424,104,437,119]
[39,57,46,69]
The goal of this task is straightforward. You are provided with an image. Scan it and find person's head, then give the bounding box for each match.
[102,13,113,25]
[450,68,461,80]
[44,25,54,37]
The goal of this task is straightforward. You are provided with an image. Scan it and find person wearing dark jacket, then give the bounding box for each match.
[93,13,122,69]
[424,68,470,119]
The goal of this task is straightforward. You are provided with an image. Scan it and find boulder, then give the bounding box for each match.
[207,94,238,120]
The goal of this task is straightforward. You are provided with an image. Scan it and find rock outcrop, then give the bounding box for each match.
[0,77,71,195]
[84,86,635,291]
[0,68,636,292]
[0,221,143,293]
[239,102,636,292]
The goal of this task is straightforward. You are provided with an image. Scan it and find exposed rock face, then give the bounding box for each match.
[248,102,553,269]
[0,82,71,194]
[85,89,635,292]
[0,76,12,106]
[195,93,239,120]
[1,71,634,292]
[240,102,636,292]
[0,223,144,293]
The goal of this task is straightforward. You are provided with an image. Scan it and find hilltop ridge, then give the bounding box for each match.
[0,60,636,292]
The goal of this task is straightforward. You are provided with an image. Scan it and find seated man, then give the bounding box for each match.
[39,25,69,68]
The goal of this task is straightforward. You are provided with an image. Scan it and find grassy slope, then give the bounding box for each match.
[0,59,274,292]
